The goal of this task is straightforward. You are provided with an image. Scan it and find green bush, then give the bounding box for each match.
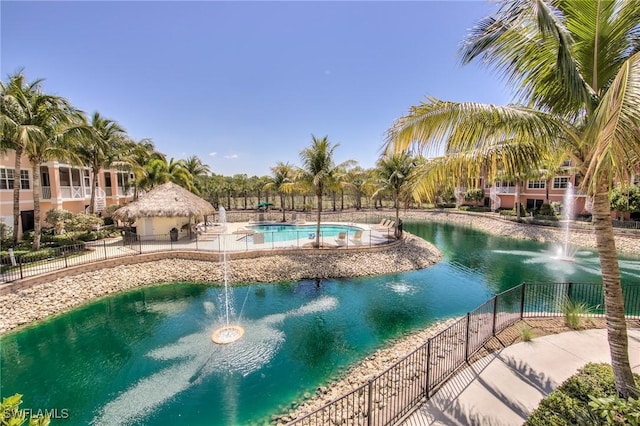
[526,363,640,426]
[538,203,556,216]
[459,205,470,211]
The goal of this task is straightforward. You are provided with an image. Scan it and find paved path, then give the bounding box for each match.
[402,328,640,426]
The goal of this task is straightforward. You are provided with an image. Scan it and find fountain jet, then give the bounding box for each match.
[211,207,244,344]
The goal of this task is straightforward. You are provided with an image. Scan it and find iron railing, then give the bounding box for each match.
[286,282,640,426]
[0,224,397,283]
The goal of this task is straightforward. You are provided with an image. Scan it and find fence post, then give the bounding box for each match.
[103,240,107,260]
[464,312,471,362]
[567,282,573,301]
[138,238,142,254]
[425,339,431,398]
[367,379,373,426]
[19,259,24,280]
[491,295,499,336]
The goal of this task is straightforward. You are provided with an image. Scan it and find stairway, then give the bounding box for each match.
[489,186,501,211]
[94,187,107,213]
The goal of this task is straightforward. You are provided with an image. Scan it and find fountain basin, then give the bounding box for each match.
[211,325,244,344]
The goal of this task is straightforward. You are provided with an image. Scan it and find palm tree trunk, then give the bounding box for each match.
[89,169,97,214]
[31,162,42,250]
[315,193,322,248]
[592,182,634,398]
[515,180,522,220]
[280,193,286,222]
[394,192,400,238]
[12,147,23,244]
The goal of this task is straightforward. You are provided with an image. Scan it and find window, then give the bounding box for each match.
[553,177,570,189]
[20,170,30,189]
[83,170,90,188]
[0,168,29,190]
[527,180,545,189]
[561,159,572,167]
[526,199,543,210]
[0,168,14,189]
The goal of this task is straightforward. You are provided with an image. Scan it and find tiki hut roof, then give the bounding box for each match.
[112,182,214,221]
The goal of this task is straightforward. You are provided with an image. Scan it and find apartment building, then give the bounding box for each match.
[1,150,135,237]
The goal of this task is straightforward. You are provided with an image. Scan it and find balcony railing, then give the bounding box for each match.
[41,186,52,200]
[59,185,88,199]
[494,186,516,194]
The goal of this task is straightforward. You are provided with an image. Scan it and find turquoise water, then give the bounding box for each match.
[2,221,639,425]
[249,224,361,242]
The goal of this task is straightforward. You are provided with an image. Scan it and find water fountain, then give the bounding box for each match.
[211,207,244,344]
[556,182,577,262]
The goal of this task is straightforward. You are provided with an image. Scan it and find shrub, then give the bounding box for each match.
[562,298,593,329]
[526,363,640,426]
[65,213,103,232]
[538,203,556,216]
[458,205,470,211]
[44,208,74,234]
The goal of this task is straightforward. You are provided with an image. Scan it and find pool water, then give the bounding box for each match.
[249,224,362,242]
[2,221,639,425]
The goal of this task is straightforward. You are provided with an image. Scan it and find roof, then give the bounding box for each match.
[112,182,214,221]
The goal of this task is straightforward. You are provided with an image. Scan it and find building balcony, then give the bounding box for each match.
[60,185,90,199]
[494,187,516,194]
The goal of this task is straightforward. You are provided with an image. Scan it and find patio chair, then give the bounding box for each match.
[372,219,391,231]
[335,231,347,246]
[350,230,363,245]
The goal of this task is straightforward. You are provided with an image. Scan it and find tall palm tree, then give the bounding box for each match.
[23,93,80,250]
[264,162,295,222]
[373,153,416,238]
[386,0,640,397]
[76,112,129,214]
[299,135,340,248]
[1,71,46,244]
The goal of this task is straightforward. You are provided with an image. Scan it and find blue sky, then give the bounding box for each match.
[2,1,511,177]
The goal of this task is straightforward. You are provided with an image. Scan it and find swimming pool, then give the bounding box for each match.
[250,223,362,242]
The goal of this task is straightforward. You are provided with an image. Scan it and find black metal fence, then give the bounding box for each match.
[0,224,397,283]
[286,282,640,426]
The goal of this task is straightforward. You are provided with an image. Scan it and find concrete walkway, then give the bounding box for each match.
[402,328,640,426]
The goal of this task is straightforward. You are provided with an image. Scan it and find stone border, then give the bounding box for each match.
[0,233,440,334]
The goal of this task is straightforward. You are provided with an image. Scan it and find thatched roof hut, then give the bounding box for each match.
[112,182,214,239]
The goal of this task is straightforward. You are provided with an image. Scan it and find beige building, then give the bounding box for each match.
[1,150,135,238]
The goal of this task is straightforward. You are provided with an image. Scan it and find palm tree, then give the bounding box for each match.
[264,162,295,222]
[167,158,194,191]
[385,0,640,397]
[128,138,164,199]
[299,135,340,248]
[138,158,170,190]
[373,153,415,238]
[76,112,129,214]
[182,155,211,195]
[23,93,80,250]
[1,71,46,244]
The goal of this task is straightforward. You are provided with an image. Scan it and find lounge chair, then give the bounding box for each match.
[372,219,391,231]
[335,231,347,246]
[350,230,363,245]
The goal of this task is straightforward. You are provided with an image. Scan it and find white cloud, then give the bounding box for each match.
[224,154,239,159]
[208,152,217,157]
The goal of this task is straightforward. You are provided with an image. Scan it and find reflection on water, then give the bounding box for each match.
[2,222,639,425]
[94,297,338,426]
